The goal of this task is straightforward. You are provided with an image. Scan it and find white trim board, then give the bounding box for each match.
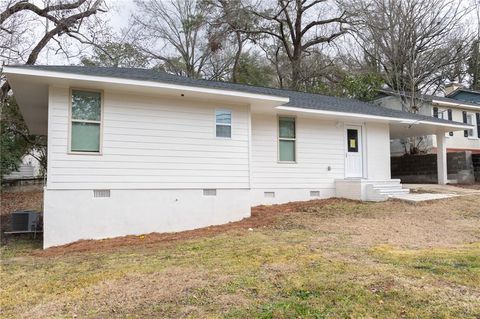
[3,66,290,104]
[432,99,480,111]
[275,106,473,130]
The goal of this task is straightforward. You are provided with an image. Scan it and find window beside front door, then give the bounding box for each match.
[70,89,102,153]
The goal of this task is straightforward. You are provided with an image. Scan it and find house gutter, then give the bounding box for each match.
[275,106,473,130]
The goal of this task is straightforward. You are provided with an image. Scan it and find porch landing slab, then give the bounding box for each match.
[391,193,457,203]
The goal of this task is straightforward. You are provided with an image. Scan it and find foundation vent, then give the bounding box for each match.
[264,192,275,198]
[203,189,217,196]
[310,191,320,197]
[93,189,110,198]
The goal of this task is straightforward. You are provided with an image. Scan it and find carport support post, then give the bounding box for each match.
[436,133,447,185]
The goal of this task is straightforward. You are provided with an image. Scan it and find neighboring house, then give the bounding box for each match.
[4,65,470,248]
[375,89,480,155]
[446,85,480,104]
[2,154,40,181]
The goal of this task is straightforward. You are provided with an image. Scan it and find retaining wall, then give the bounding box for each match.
[473,154,480,182]
[391,152,476,184]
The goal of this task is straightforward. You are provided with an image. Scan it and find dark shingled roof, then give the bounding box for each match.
[378,88,480,109]
[9,65,467,126]
[446,87,480,99]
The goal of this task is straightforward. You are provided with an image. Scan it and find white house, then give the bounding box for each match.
[4,65,472,248]
[374,89,480,156]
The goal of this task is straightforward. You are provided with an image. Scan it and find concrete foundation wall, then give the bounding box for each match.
[43,188,251,248]
[391,152,476,184]
[250,188,336,206]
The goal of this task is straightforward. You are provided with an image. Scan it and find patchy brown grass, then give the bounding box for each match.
[1,195,480,318]
[450,183,480,190]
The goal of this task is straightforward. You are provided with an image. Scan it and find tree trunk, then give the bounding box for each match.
[290,55,302,90]
[232,31,243,83]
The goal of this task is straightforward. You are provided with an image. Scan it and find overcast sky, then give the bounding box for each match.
[34,0,479,66]
[108,0,133,33]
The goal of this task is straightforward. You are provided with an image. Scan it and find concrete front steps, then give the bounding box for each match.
[335,178,409,202]
[365,179,409,201]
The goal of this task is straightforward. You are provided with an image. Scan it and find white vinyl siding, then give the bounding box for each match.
[251,114,345,190]
[432,108,480,151]
[47,87,249,189]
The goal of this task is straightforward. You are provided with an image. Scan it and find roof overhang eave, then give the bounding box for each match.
[275,105,472,139]
[431,99,480,111]
[3,66,290,106]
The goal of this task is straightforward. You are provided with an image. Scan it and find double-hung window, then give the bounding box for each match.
[437,109,447,120]
[216,109,231,138]
[70,89,102,153]
[438,109,452,137]
[278,117,296,162]
[466,113,476,138]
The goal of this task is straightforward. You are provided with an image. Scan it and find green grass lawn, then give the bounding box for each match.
[1,196,480,318]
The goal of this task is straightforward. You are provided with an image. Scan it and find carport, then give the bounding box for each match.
[390,120,472,184]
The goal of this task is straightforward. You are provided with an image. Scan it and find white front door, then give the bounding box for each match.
[345,126,363,178]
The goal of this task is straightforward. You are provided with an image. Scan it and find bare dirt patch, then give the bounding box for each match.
[33,195,480,257]
[34,198,345,257]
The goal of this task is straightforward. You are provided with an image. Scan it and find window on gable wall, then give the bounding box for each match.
[70,89,102,153]
[215,109,231,138]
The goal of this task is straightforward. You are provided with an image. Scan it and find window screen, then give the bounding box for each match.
[347,129,359,152]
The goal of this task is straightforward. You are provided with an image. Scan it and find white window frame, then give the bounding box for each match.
[466,112,478,139]
[68,88,104,155]
[437,109,448,120]
[215,109,232,139]
[278,116,296,163]
[437,108,451,138]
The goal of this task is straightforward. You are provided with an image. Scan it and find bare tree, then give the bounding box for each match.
[205,0,257,82]
[349,0,472,112]
[242,0,350,90]
[0,0,107,100]
[132,0,227,79]
[347,0,472,155]
[0,0,107,175]
[467,0,480,90]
